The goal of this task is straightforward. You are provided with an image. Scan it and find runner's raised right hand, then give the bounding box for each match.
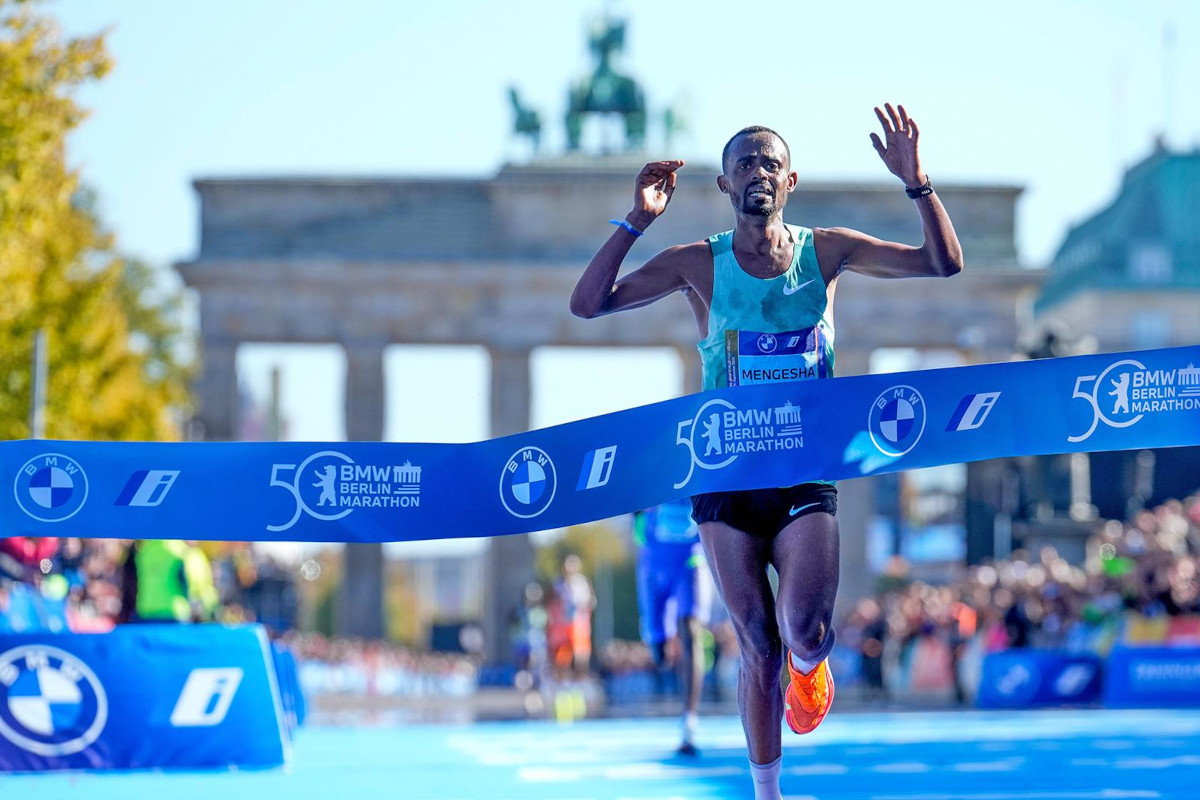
[630,160,685,228]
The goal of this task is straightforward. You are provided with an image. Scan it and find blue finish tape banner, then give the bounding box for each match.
[0,625,289,771]
[976,650,1103,709]
[2,346,1199,543]
[1103,646,1200,708]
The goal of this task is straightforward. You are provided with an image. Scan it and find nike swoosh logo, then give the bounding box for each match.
[782,279,816,296]
[789,502,820,517]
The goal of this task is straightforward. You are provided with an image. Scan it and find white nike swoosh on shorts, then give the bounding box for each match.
[789,502,820,516]
[782,279,816,296]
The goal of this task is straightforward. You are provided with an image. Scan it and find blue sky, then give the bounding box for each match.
[57,0,1198,268]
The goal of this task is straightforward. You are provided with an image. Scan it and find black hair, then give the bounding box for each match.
[721,126,791,172]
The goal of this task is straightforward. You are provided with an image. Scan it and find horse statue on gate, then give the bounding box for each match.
[508,87,543,154]
[565,18,646,152]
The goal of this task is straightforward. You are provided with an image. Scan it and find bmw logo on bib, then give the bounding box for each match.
[500,446,557,518]
[13,454,89,523]
[0,646,108,757]
[868,385,927,457]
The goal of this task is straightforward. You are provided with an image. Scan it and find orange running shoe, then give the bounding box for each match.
[784,653,834,735]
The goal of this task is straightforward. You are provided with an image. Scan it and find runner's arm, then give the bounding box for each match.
[815,103,963,280]
[817,195,962,279]
[571,160,689,318]
[570,242,698,318]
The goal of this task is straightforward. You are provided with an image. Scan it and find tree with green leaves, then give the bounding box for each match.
[1,0,192,441]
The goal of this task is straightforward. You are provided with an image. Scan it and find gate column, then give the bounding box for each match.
[483,346,537,663]
[338,342,387,639]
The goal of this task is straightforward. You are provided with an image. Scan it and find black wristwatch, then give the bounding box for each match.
[905,178,933,199]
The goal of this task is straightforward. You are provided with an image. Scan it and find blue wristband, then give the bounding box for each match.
[609,218,644,237]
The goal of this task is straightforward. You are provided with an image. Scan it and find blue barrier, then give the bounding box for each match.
[271,642,306,732]
[1103,645,1200,708]
[0,624,289,771]
[0,584,68,634]
[976,650,1103,708]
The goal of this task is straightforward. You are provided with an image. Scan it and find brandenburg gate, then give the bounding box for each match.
[176,158,1035,654]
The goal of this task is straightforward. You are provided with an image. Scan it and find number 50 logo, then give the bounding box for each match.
[674,398,737,489]
[267,451,353,532]
[1068,359,1145,443]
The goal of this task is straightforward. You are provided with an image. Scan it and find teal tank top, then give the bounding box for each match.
[698,224,835,391]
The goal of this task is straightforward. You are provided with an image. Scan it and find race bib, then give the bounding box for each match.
[725,326,830,386]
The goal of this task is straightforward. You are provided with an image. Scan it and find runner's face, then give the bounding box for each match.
[721,133,795,217]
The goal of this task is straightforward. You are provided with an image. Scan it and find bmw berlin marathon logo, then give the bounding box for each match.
[1069,359,1200,443]
[500,446,557,518]
[674,397,805,489]
[13,454,88,522]
[868,385,927,457]
[267,450,422,532]
[0,646,107,757]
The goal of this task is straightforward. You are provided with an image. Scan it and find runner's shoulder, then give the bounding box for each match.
[811,225,856,251]
[652,239,713,279]
[811,226,860,278]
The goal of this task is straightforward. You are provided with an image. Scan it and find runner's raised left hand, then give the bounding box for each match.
[870,103,926,188]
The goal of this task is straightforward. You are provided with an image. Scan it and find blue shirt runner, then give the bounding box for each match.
[2,346,1199,543]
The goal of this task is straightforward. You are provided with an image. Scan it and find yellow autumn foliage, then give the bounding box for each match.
[1,0,192,442]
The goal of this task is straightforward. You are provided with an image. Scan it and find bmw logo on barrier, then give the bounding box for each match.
[13,454,89,522]
[995,660,1040,705]
[0,645,108,756]
[500,446,557,518]
[868,385,927,457]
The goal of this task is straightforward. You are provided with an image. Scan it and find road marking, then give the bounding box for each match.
[872,761,932,773]
[1115,755,1200,769]
[784,764,849,776]
[871,792,1161,800]
[518,763,743,783]
[951,759,1024,772]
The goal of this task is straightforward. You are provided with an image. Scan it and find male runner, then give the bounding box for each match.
[632,499,712,756]
[571,104,963,800]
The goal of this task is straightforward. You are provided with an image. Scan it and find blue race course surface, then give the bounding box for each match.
[6,708,1200,799]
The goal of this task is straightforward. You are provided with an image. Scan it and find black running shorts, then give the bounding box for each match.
[690,483,838,537]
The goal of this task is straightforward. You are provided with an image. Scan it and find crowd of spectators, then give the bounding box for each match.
[0,537,293,633]
[283,631,478,698]
[2,537,124,632]
[838,493,1200,702]
[0,537,481,702]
